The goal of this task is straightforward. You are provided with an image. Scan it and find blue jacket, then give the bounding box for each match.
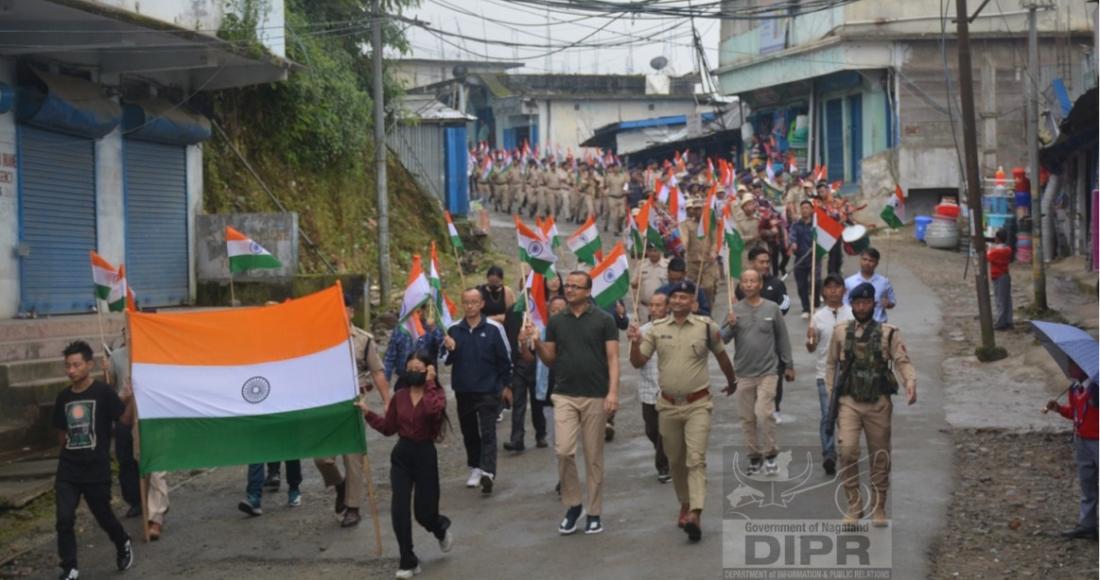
[789,219,815,261]
[383,326,444,382]
[443,316,513,394]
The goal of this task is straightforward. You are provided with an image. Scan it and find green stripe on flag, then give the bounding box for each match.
[594,274,630,309]
[137,399,366,475]
[880,204,903,229]
[229,253,282,273]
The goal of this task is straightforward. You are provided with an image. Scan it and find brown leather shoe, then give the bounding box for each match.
[148,522,162,541]
[683,510,702,542]
[340,508,361,528]
[677,503,690,528]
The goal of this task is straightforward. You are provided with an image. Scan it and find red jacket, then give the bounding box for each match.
[987,244,1012,280]
[1056,381,1099,440]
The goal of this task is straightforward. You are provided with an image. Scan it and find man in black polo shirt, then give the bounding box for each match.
[524,271,620,536]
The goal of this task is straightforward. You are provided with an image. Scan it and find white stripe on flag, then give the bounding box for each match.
[133,342,355,420]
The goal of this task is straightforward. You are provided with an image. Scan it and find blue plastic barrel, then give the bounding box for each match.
[915,215,933,241]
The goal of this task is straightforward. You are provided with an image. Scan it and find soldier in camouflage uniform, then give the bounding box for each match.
[825,282,917,528]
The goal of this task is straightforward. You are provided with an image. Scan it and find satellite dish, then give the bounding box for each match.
[649,56,668,71]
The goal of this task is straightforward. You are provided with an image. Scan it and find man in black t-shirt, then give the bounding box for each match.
[53,340,135,579]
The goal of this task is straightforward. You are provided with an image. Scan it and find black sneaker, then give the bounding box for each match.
[237,499,263,517]
[503,442,525,453]
[657,469,672,484]
[823,457,836,476]
[558,505,583,535]
[263,472,281,491]
[59,568,79,580]
[116,538,134,571]
[124,504,142,518]
[584,515,604,535]
[536,438,548,448]
[334,478,347,514]
[480,472,494,495]
[746,458,763,476]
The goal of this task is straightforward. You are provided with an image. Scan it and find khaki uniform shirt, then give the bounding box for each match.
[525,167,541,188]
[605,173,629,199]
[351,326,383,388]
[491,167,508,187]
[637,257,669,305]
[680,218,716,266]
[734,207,760,244]
[824,320,917,395]
[639,315,724,397]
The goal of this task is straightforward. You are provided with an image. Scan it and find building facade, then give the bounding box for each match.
[0,0,289,317]
[716,0,1094,218]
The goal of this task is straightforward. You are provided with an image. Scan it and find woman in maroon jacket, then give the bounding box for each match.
[358,350,452,578]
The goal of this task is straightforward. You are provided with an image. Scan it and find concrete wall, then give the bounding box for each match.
[0,60,17,318]
[87,0,286,58]
[540,98,702,151]
[195,213,298,282]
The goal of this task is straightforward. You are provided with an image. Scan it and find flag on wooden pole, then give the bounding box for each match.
[226,226,282,272]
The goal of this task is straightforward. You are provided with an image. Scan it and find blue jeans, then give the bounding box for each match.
[246,461,301,505]
[817,379,836,460]
[1075,437,1098,531]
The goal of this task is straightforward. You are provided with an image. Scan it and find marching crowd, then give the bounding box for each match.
[46,146,1097,580]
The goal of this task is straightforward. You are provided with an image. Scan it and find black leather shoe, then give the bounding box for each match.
[125,504,143,518]
[503,442,525,452]
[1061,526,1099,540]
[341,508,361,528]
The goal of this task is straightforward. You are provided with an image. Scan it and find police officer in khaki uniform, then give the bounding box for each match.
[628,281,737,542]
[539,160,560,219]
[825,282,917,528]
[490,156,509,212]
[523,159,540,217]
[631,243,669,323]
[505,161,523,214]
[557,163,574,221]
[603,163,629,233]
[476,155,491,203]
[681,198,719,307]
[314,293,392,527]
[576,164,598,224]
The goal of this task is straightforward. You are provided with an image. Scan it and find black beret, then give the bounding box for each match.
[849,282,876,301]
[668,280,696,297]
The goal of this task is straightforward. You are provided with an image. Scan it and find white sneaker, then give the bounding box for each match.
[465,468,482,488]
[765,457,779,475]
[801,312,810,319]
[395,565,421,578]
[439,529,453,553]
[772,411,783,424]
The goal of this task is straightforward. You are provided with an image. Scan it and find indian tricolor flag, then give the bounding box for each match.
[567,215,601,266]
[428,242,458,330]
[814,206,844,257]
[399,255,432,338]
[131,285,365,474]
[91,251,120,300]
[881,184,906,229]
[106,265,133,313]
[591,242,630,308]
[226,226,282,273]
[515,215,557,275]
[720,204,746,278]
[444,211,464,251]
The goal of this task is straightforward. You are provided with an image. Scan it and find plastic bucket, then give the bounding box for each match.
[983,195,1011,215]
[986,213,1012,232]
[914,215,933,241]
[934,203,961,218]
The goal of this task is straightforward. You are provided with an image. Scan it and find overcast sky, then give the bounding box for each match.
[399,0,720,76]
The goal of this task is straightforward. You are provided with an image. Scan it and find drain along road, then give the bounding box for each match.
[11,218,952,580]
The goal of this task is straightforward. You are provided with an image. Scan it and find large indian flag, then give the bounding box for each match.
[814,206,844,256]
[131,285,364,474]
[515,215,557,275]
[226,226,282,273]
[90,251,120,300]
[591,242,630,308]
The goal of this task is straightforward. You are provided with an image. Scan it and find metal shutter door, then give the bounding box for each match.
[124,139,188,306]
[825,98,844,184]
[18,126,97,314]
[445,125,469,216]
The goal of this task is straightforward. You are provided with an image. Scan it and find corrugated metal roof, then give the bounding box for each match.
[396,94,476,122]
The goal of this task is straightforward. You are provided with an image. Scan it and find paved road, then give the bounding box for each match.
[26,221,951,579]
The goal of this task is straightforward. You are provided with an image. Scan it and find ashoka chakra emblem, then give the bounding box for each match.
[527,241,544,255]
[242,376,271,404]
[249,241,264,254]
[603,270,617,283]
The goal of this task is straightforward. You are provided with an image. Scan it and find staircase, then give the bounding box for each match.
[0,314,127,455]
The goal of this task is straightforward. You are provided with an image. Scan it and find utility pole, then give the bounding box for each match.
[1026,4,1048,311]
[372,0,391,306]
[955,0,1001,358]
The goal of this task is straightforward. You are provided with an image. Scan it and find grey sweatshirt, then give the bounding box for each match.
[720,299,792,377]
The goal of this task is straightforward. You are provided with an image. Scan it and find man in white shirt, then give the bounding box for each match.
[843,247,896,323]
[806,273,853,476]
[637,292,671,483]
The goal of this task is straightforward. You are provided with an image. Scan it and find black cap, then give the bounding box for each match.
[668,257,687,272]
[822,273,845,288]
[849,282,876,301]
[668,280,696,297]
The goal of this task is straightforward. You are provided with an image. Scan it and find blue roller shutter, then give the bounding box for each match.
[848,94,862,184]
[444,125,469,216]
[825,98,844,183]
[18,125,97,314]
[124,139,188,306]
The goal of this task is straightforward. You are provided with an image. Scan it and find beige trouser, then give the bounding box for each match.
[559,188,573,219]
[552,394,606,515]
[657,395,713,511]
[146,471,169,525]
[537,187,554,218]
[314,454,364,509]
[736,375,779,459]
[476,181,489,201]
[606,197,626,234]
[577,195,595,222]
[836,395,893,505]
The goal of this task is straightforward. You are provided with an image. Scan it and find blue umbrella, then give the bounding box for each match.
[1029,321,1098,382]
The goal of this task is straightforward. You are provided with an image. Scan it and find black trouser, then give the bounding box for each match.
[390,438,449,570]
[56,479,129,571]
[828,243,844,276]
[456,392,500,476]
[775,361,785,412]
[641,403,669,474]
[767,239,785,276]
[510,362,546,446]
[264,461,303,488]
[114,423,140,508]
[794,264,812,313]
